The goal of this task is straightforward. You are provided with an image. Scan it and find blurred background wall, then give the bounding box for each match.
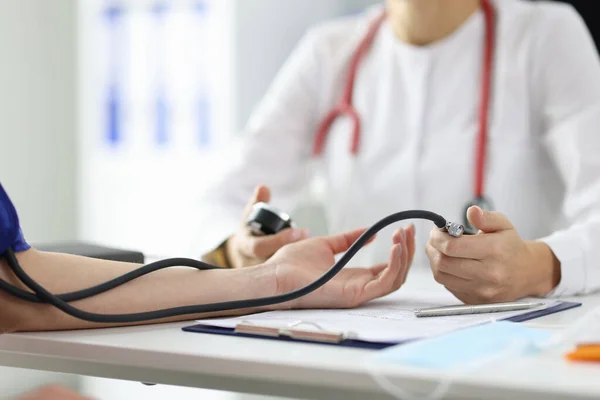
[1,0,596,399]
[0,0,77,245]
[0,0,78,396]
[76,0,378,260]
[0,0,377,398]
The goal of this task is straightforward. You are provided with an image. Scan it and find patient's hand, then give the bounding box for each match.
[269,224,415,309]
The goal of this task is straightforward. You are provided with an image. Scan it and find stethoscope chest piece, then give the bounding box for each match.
[246,202,295,236]
[462,196,493,235]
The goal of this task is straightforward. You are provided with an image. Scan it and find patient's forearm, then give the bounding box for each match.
[0,249,277,332]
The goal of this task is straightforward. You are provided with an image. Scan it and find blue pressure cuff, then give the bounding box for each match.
[0,182,31,255]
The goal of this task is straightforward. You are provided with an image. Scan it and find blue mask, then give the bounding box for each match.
[372,321,552,370]
[0,183,30,255]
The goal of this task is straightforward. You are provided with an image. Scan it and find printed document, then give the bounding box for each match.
[196,288,556,343]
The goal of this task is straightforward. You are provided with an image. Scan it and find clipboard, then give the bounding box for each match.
[182,300,581,350]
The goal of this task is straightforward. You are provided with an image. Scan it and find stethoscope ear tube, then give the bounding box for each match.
[314,0,497,233]
[1,210,465,324]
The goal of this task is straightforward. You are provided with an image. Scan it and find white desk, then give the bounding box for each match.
[1,269,599,400]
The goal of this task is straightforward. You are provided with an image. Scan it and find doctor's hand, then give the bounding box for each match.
[225,185,310,268]
[425,206,561,304]
[269,224,415,309]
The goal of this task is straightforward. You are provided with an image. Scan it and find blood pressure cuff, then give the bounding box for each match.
[0,182,31,255]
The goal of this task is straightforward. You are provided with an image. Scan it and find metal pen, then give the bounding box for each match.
[414,301,546,318]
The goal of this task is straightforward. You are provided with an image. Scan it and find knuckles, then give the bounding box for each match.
[441,239,459,256]
[475,286,501,303]
[429,230,460,257]
[473,285,510,304]
[432,267,446,284]
[489,241,507,260]
[473,269,510,303]
[429,253,448,283]
[430,251,447,273]
[486,266,507,287]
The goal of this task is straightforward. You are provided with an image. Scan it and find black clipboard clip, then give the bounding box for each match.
[234,320,351,344]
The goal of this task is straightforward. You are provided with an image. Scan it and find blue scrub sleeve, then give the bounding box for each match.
[0,182,31,254]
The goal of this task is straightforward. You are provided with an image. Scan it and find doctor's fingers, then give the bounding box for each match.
[426,245,513,302]
[425,243,483,281]
[437,272,509,304]
[430,270,471,295]
[427,262,507,304]
[245,185,270,212]
[443,287,498,306]
[241,228,309,259]
[240,185,271,225]
[428,228,498,260]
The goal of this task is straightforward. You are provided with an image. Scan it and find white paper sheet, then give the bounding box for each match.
[197,289,557,343]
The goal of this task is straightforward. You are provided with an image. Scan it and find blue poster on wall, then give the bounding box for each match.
[103,3,125,147]
[151,1,170,147]
[100,0,217,151]
[195,1,211,148]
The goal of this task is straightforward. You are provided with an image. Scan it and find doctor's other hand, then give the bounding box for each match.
[425,206,561,304]
[270,224,415,309]
[225,185,310,268]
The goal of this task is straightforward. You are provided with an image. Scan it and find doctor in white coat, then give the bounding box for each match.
[195,0,600,304]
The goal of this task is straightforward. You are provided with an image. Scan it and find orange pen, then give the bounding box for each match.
[566,343,600,363]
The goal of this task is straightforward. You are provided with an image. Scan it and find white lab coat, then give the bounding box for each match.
[193,0,600,297]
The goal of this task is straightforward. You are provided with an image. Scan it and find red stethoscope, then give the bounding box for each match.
[311,0,496,234]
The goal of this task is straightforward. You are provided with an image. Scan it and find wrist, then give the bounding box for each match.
[524,241,561,297]
[253,261,294,311]
[245,262,282,311]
